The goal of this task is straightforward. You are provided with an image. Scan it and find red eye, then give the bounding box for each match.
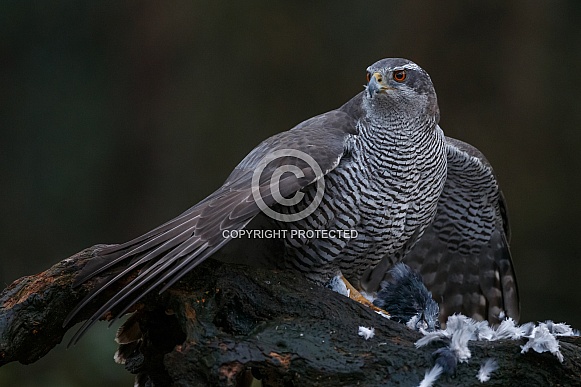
[366,72,372,82]
[393,70,407,82]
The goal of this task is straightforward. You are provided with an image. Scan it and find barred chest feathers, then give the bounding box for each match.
[335,119,447,278]
[277,118,447,283]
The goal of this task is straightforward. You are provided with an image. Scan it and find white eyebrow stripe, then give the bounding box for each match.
[392,63,422,71]
[368,62,423,73]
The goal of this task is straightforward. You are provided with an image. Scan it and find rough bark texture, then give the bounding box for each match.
[1,245,580,386]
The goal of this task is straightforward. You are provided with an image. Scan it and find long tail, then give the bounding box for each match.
[64,187,260,345]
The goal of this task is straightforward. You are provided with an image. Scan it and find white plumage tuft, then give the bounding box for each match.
[414,313,577,380]
[493,317,532,340]
[415,329,447,348]
[418,364,443,387]
[477,358,498,383]
[415,314,477,357]
[521,323,564,362]
[448,320,475,362]
[358,326,375,340]
[327,275,349,297]
[543,320,580,337]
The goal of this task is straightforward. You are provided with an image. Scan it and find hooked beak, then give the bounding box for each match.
[367,72,388,97]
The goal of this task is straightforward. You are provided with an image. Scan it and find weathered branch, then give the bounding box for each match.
[1,246,580,386]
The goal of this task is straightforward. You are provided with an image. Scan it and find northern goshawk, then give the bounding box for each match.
[65,58,519,342]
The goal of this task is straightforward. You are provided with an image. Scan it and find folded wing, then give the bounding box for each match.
[65,107,358,343]
[404,137,519,324]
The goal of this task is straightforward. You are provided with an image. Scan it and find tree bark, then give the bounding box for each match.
[1,246,580,386]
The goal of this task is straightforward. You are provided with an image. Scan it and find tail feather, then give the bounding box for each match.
[65,192,259,345]
[100,208,198,253]
[67,238,229,346]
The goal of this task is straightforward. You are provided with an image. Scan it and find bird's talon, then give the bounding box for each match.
[341,276,388,315]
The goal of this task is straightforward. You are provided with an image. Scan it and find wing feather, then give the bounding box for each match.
[65,101,359,343]
[405,137,519,324]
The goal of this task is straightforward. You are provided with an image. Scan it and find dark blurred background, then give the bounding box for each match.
[2,1,581,385]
